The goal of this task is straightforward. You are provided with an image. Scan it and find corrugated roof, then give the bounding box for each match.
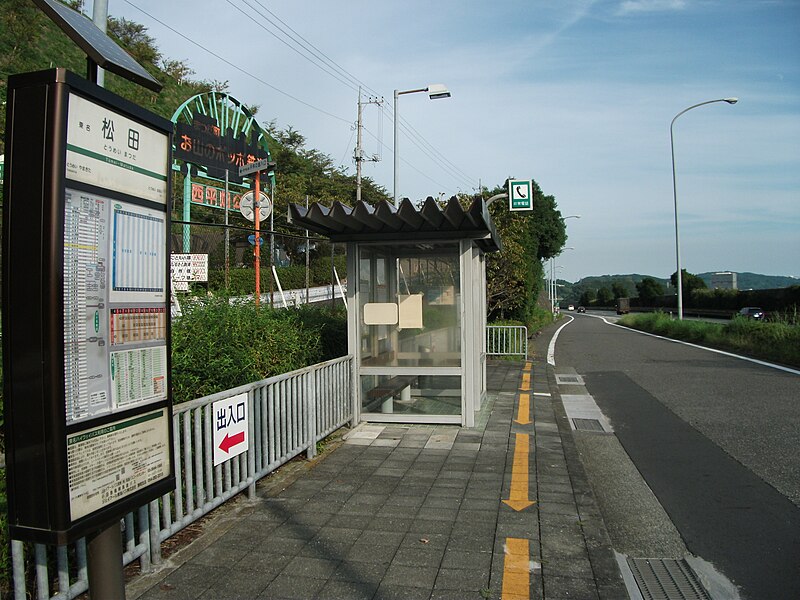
[287,197,501,252]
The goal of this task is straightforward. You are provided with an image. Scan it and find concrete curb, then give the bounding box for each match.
[545,361,628,599]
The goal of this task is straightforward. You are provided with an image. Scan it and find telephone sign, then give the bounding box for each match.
[508,179,533,211]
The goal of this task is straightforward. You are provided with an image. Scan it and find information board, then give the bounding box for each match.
[64,190,168,423]
[2,69,175,543]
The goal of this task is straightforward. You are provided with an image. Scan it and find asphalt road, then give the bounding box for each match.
[550,312,800,600]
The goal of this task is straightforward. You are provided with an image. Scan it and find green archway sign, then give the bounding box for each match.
[171,92,275,251]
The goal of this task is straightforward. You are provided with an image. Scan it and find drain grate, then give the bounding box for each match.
[556,374,584,385]
[627,558,711,600]
[572,418,605,432]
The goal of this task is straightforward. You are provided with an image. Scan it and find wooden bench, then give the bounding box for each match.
[365,375,417,412]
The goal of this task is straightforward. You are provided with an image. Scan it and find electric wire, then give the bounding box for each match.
[225,0,359,92]
[122,0,350,124]
[121,0,476,195]
[249,0,381,98]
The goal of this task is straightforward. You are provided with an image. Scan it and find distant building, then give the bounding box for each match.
[711,272,738,290]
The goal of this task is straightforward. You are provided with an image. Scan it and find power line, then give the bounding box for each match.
[225,0,359,92]
[122,0,475,196]
[123,0,350,124]
[249,0,382,98]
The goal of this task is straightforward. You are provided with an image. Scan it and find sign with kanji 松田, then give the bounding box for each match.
[212,393,249,466]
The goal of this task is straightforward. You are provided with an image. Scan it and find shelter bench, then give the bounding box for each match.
[365,375,417,413]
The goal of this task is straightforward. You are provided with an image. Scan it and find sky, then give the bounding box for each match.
[103,0,799,283]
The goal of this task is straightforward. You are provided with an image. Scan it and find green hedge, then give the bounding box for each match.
[171,299,347,404]
[620,312,800,367]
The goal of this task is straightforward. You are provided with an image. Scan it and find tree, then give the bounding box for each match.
[611,282,629,299]
[596,287,614,306]
[161,58,194,85]
[670,269,707,295]
[579,289,596,306]
[482,180,567,322]
[636,277,665,304]
[107,17,161,66]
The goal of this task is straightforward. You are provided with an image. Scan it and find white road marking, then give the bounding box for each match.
[547,315,574,366]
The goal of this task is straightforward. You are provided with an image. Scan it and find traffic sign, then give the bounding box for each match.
[238,158,273,177]
[248,234,265,246]
[508,179,533,211]
[239,190,272,222]
[212,393,249,466]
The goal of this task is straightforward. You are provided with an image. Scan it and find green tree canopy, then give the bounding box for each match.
[611,282,629,299]
[670,269,707,295]
[596,287,614,305]
[480,180,567,322]
[636,277,665,304]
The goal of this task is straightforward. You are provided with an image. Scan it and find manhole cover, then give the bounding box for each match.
[627,558,711,600]
[572,418,605,432]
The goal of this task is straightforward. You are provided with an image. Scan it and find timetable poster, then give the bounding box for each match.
[63,190,168,424]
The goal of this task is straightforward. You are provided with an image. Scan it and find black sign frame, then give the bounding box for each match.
[2,69,175,545]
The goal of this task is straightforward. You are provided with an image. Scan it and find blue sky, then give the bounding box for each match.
[106,0,799,282]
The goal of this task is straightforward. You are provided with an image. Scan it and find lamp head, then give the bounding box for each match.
[427,83,451,100]
[724,97,738,104]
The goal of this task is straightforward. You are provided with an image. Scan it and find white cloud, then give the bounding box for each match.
[617,0,687,15]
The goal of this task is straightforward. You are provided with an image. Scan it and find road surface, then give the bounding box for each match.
[548,312,800,599]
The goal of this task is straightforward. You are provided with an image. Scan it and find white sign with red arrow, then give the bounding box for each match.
[212,393,249,466]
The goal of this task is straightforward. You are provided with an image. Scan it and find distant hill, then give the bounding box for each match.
[560,272,798,304]
[697,272,799,291]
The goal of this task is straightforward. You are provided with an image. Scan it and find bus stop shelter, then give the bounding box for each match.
[288,197,501,427]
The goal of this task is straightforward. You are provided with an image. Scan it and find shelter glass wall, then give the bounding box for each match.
[357,242,462,419]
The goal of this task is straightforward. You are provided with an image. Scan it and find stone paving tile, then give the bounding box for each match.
[258,573,327,599]
[235,550,293,575]
[407,518,455,535]
[434,566,492,591]
[329,560,389,583]
[316,578,378,600]
[382,564,439,588]
[391,544,447,566]
[440,548,493,570]
[373,584,432,600]
[343,542,399,564]
[541,575,600,600]
[281,555,340,579]
[127,361,629,600]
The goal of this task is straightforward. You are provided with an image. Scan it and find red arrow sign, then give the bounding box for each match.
[218,431,245,454]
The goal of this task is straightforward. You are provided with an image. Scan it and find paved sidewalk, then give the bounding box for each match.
[128,358,626,600]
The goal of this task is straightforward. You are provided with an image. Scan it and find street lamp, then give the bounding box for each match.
[670,97,737,320]
[393,84,451,206]
[555,216,580,311]
[551,247,574,313]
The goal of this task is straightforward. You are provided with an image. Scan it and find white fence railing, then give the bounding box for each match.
[12,326,519,598]
[486,325,528,359]
[10,355,354,600]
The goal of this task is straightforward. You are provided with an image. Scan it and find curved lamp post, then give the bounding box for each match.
[393,84,451,206]
[554,216,580,312]
[671,98,737,320]
[552,247,574,313]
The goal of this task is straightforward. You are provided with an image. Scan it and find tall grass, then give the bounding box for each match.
[619,312,800,368]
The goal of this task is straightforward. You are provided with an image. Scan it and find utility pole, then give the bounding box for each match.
[355,87,383,202]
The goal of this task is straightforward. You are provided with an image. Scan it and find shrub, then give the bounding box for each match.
[620,312,800,367]
[171,298,347,403]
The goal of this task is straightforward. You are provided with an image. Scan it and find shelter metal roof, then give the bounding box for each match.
[287,197,501,252]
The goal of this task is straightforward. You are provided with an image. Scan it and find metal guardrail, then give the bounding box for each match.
[486,325,528,359]
[10,355,354,600]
